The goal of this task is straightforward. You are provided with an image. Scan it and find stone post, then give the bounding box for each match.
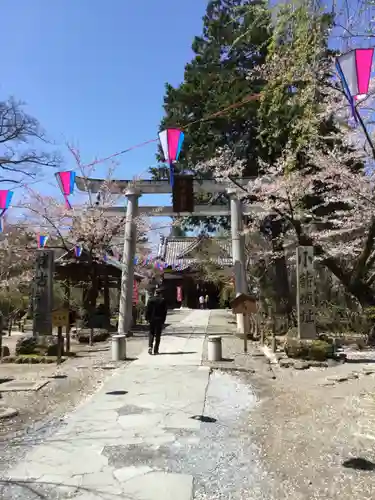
[118,189,140,335]
[228,189,247,333]
[33,249,54,340]
[296,246,316,339]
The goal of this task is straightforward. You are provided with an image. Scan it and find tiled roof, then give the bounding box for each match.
[160,237,233,270]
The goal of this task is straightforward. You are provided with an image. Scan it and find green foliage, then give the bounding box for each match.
[1,355,66,364]
[257,3,334,165]
[15,335,38,355]
[308,339,334,361]
[152,0,271,231]
[284,336,334,360]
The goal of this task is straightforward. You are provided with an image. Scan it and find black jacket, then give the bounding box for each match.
[145,296,168,324]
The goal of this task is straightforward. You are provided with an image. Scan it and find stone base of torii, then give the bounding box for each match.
[75,177,261,335]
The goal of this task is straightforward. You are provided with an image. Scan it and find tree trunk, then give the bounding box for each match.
[267,218,293,317]
[347,281,375,308]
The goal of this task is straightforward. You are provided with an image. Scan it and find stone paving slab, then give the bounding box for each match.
[3,311,212,499]
[0,379,49,392]
[133,335,205,366]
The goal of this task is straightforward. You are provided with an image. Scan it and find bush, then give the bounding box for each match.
[0,356,16,363]
[308,340,334,361]
[77,330,110,344]
[1,346,10,357]
[2,355,67,364]
[15,335,38,355]
[43,337,64,356]
[284,338,309,359]
[284,337,335,361]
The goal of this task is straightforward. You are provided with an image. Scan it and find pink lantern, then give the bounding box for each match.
[55,171,76,209]
[336,48,374,117]
[0,189,13,233]
[158,129,185,186]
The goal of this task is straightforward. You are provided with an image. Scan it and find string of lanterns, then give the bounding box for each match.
[2,49,373,251]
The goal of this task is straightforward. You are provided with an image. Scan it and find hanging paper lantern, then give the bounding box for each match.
[37,234,49,248]
[158,128,185,187]
[55,171,76,209]
[74,245,83,258]
[0,190,13,217]
[336,48,374,118]
[0,189,14,233]
[133,280,139,305]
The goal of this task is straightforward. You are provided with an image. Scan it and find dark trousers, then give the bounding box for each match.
[149,321,163,353]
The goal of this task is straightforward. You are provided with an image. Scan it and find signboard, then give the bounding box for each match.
[231,293,257,315]
[133,280,139,305]
[52,309,69,328]
[32,249,54,336]
[172,175,194,213]
[296,246,316,339]
[176,286,183,302]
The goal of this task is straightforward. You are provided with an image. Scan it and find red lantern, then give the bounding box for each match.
[133,280,139,305]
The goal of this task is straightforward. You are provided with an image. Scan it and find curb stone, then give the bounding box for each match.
[0,405,18,420]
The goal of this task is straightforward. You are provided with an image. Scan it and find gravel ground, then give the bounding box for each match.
[203,325,375,500]
[0,333,146,474]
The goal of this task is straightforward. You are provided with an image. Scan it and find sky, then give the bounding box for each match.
[1,0,209,246]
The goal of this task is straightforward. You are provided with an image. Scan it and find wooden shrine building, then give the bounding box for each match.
[156,234,233,309]
[54,247,145,327]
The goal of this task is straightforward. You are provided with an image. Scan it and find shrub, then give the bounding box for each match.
[1,346,10,357]
[0,356,16,363]
[284,337,335,361]
[284,338,309,359]
[77,330,109,343]
[15,336,38,355]
[308,340,334,361]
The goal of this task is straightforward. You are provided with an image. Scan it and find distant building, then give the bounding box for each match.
[156,234,233,309]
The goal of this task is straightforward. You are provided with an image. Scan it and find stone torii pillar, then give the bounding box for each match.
[118,188,140,335]
[228,189,248,334]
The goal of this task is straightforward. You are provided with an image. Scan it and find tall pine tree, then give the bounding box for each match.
[151,0,271,231]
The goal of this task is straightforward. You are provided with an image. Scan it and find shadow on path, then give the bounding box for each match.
[342,457,375,471]
[157,351,197,356]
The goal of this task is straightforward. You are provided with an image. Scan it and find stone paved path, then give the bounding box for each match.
[2,310,213,500]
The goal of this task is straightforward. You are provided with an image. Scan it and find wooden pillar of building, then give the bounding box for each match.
[103,271,110,319]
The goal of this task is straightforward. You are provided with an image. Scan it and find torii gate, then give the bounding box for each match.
[75,176,262,334]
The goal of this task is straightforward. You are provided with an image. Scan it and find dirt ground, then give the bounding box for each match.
[204,333,375,500]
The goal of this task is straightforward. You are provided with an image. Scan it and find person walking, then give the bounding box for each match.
[145,288,168,355]
[199,295,205,309]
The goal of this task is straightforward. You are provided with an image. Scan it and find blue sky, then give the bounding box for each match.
[1,0,208,243]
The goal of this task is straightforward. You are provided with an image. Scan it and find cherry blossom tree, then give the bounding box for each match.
[3,145,153,333]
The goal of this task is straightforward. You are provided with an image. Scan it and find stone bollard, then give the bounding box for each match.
[111,334,126,361]
[207,336,222,362]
